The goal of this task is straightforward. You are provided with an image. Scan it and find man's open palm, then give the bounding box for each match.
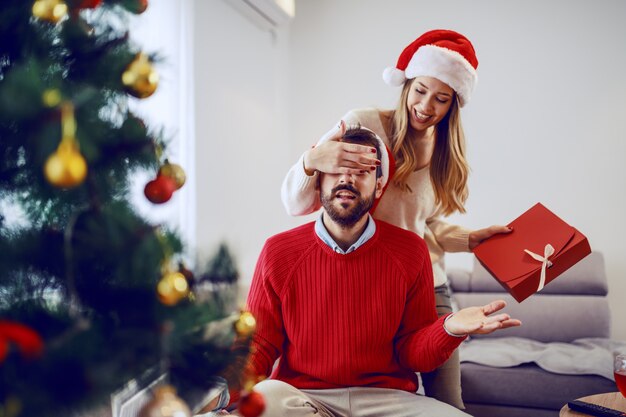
[445,300,522,336]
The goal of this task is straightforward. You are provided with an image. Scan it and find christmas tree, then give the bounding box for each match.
[0,1,258,416]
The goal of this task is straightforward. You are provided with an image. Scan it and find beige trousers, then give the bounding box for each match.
[243,379,471,417]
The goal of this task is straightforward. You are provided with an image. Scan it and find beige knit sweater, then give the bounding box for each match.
[281,108,471,287]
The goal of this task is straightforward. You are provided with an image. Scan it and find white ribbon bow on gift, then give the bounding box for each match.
[524,244,555,292]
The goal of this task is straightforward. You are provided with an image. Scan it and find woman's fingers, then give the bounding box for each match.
[339,144,380,167]
[469,225,513,249]
[341,142,379,156]
[310,119,381,174]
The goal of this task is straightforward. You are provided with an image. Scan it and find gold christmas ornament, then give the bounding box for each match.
[235,311,256,338]
[44,143,87,188]
[157,271,189,306]
[138,385,191,417]
[42,89,62,108]
[158,161,186,190]
[0,394,22,417]
[32,0,68,23]
[122,53,159,99]
[44,102,87,188]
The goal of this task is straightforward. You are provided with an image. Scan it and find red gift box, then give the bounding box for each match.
[473,203,591,302]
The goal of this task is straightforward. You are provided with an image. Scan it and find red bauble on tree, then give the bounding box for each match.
[0,320,45,363]
[144,174,177,204]
[120,0,148,14]
[158,160,186,190]
[76,0,102,8]
[238,391,265,417]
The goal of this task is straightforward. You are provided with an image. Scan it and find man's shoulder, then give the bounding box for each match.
[375,220,429,254]
[255,222,317,292]
[373,221,430,279]
[263,221,317,254]
[376,220,423,240]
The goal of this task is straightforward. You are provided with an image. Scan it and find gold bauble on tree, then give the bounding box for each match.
[44,141,87,188]
[44,102,87,188]
[158,160,186,190]
[32,0,68,23]
[138,385,191,417]
[157,271,189,306]
[122,53,159,99]
[42,89,62,108]
[235,311,256,338]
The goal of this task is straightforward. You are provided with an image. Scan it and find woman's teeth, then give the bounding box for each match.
[414,109,431,122]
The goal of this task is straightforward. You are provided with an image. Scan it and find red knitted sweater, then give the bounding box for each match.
[246,220,465,393]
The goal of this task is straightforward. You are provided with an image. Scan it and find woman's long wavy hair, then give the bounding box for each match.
[390,79,470,216]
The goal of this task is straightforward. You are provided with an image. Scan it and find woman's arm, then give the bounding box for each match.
[426,215,472,253]
[280,153,322,216]
[426,211,511,252]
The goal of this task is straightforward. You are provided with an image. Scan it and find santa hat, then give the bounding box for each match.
[316,123,390,190]
[382,29,478,107]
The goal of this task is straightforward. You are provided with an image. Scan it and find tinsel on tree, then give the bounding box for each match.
[0,1,259,416]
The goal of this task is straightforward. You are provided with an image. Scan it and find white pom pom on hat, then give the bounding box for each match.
[382,67,406,87]
[382,29,479,107]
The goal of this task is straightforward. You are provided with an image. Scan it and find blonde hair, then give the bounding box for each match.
[390,80,470,216]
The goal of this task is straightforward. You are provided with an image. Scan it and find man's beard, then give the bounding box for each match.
[321,184,376,228]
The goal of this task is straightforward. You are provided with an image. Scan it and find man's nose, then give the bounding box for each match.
[338,173,356,184]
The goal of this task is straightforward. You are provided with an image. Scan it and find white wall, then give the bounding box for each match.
[193,0,294,279]
[128,0,197,253]
[287,0,626,340]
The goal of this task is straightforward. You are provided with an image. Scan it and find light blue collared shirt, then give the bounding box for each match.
[314,213,376,254]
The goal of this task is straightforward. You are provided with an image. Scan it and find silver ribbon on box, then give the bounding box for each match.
[524,244,555,292]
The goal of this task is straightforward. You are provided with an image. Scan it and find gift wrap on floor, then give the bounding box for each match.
[473,203,591,302]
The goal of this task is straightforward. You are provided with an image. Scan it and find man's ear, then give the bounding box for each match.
[374,177,383,199]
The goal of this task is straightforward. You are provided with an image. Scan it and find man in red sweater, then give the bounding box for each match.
[243,127,520,416]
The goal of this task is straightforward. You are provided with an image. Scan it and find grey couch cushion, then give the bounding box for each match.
[461,362,616,410]
[453,292,611,342]
[449,251,607,296]
[463,403,558,417]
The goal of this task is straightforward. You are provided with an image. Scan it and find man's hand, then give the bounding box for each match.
[444,300,521,336]
[303,120,380,176]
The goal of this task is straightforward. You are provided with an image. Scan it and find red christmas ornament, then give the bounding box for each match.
[77,0,102,8]
[144,174,177,204]
[0,320,45,363]
[121,0,148,14]
[238,391,265,417]
[136,0,149,13]
[0,338,8,363]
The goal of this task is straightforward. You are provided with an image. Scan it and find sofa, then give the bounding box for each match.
[448,251,617,417]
